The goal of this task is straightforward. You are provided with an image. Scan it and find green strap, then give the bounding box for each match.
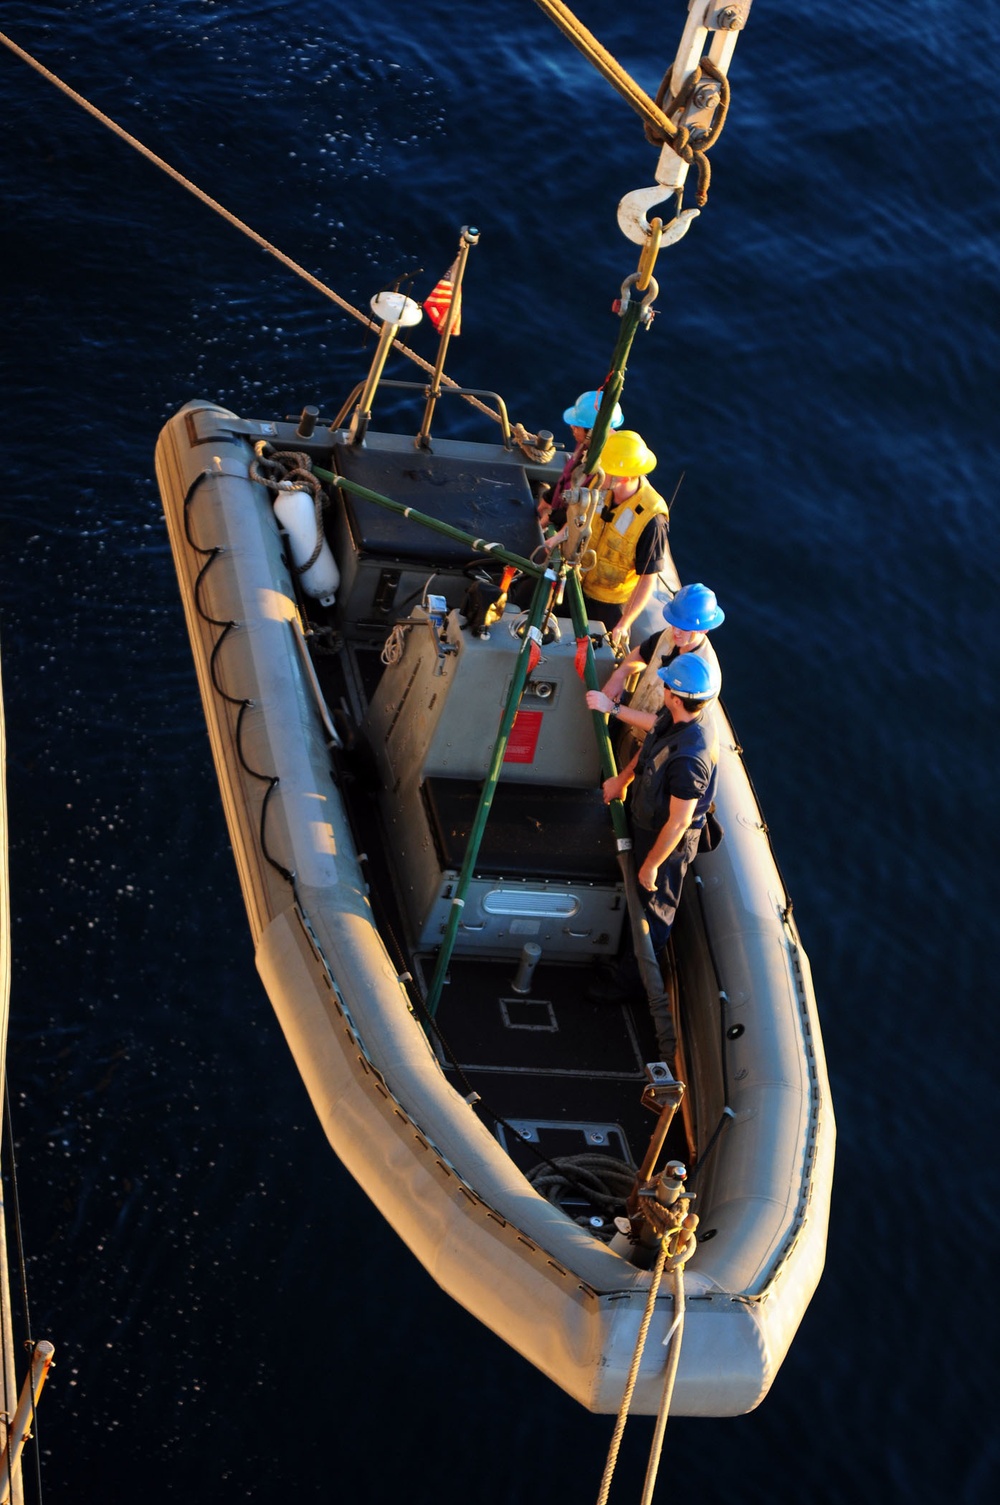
[424,569,556,1019]
[312,465,544,578]
[564,572,629,844]
[583,288,652,475]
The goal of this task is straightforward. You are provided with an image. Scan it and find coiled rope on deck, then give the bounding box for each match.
[527,1153,634,1226]
[249,445,329,575]
[0,27,537,437]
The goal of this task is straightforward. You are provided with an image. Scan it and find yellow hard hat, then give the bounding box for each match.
[598,429,657,477]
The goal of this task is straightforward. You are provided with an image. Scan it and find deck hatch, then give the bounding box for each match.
[427,958,648,1076]
[483,890,580,919]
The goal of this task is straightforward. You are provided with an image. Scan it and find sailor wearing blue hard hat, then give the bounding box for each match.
[593,650,722,1007]
[586,583,724,756]
[562,389,625,431]
[537,388,624,531]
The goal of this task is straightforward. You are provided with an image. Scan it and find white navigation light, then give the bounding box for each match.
[370,290,422,327]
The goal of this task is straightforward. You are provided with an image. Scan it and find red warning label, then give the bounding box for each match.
[504,710,543,763]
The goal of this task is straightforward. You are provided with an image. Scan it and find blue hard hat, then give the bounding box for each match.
[657,653,721,701]
[562,389,625,430]
[662,583,725,633]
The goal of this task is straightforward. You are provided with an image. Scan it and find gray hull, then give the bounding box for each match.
[156,401,835,1416]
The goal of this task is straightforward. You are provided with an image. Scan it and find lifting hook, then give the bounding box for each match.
[617,186,699,249]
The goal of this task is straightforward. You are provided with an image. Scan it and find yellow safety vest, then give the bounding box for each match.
[583,478,669,605]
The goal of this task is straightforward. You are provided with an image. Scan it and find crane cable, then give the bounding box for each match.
[0,27,531,438]
[529,0,729,207]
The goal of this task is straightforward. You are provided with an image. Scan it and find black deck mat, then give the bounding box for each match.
[427,956,646,1075]
[425,958,684,1175]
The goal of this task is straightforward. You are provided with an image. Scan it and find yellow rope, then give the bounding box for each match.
[529,0,678,140]
[0,28,513,433]
[595,1238,669,1505]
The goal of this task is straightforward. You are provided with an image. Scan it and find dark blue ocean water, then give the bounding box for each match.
[0,1,997,1500]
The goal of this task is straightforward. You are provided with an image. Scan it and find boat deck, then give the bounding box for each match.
[292,426,692,1215]
[315,628,687,1210]
[430,956,665,1175]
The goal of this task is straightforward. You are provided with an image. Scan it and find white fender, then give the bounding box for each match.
[273,486,340,605]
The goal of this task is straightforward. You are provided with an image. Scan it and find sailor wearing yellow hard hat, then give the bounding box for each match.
[578,428,671,649]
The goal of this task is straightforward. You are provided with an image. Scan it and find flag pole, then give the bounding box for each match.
[417,225,479,449]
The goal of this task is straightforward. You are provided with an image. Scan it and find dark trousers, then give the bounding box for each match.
[582,595,621,631]
[632,823,702,955]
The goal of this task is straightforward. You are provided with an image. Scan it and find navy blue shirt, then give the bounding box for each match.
[631,707,718,832]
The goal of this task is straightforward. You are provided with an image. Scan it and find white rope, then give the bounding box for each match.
[380,625,407,666]
[640,1263,687,1505]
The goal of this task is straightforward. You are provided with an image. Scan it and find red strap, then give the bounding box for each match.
[527,640,543,676]
[574,636,590,679]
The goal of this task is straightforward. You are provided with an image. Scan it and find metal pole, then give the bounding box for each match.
[564,572,673,1047]
[583,219,663,475]
[425,567,556,1018]
[349,318,401,446]
[349,290,423,445]
[634,1084,686,1188]
[417,226,480,449]
[0,1340,54,1505]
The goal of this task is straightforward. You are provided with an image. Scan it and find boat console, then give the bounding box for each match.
[329,429,545,626]
[362,605,626,960]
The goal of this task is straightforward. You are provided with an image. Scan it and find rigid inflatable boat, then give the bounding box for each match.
[155,387,834,1416]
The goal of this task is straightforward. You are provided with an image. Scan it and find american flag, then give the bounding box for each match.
[423,261,461,335]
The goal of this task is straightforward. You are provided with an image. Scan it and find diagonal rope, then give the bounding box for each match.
[529,0,678,140]
[0,27,511,430]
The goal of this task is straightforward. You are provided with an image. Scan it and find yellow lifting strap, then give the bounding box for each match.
[529,0,679,142]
